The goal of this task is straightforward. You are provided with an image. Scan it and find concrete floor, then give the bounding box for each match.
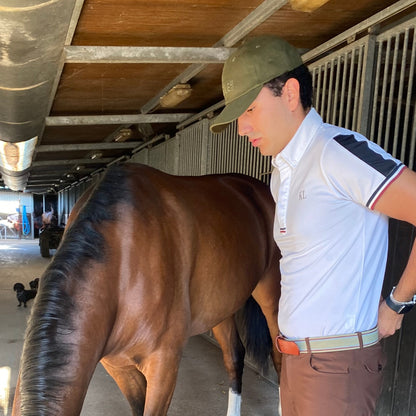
[0,239,279,415]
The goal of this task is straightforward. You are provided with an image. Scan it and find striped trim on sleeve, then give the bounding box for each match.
[367,163,405,209]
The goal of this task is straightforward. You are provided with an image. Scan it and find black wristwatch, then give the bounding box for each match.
[385,286,416,314]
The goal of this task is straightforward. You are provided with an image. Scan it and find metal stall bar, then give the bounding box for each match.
[314,66,322,114]
[322,62,328,119]
[226,124,233,173]
[379,37,391,149]
[211,132,219,174]
[214,127,223,173]
[326,59,335,123]
[240,133,249,177]
[331,55,342,125]
[393,29,410,159]
[229,123,237,173]
[219,128,226,173]
[370,40,383,145]
[385,33,400,155]
[200,119,210,176]
[339,50,348,127]
[233,124,240,173]
[358,34,377,137]
[308,37,369,131]
[351,45,363,131]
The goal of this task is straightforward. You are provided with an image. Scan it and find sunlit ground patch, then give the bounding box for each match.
[0,366,11,415]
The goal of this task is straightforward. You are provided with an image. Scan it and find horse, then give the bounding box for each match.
[12,163,282,416]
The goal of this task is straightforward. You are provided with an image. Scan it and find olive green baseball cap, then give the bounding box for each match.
[210,35,303,133]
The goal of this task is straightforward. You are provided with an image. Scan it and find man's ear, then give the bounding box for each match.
[283,78,301,112]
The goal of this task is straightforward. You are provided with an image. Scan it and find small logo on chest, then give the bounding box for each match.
[298,190,307,200]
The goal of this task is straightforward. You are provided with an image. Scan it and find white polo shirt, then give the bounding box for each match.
[271,108,405,339]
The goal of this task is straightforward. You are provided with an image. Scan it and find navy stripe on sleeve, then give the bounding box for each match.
[333,134,398,176]
[333,134,404,209]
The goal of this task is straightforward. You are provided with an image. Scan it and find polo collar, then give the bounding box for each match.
[272,108,322,169]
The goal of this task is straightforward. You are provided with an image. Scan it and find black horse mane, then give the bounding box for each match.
[19,165,133,415]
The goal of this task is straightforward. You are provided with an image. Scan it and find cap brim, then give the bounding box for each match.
[210,85,263,134]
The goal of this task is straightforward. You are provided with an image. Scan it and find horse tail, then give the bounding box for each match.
[237,296,273,372]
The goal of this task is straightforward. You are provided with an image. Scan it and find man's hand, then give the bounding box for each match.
[378,299,404,339]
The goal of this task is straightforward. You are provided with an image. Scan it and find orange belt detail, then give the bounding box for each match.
[276,327,379,355]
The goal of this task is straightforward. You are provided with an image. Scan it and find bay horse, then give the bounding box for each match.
[12,163,281,416]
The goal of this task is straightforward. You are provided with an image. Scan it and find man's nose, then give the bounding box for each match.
[237,114,251,137]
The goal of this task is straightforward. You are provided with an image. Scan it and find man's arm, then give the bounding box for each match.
[373,167,416,338]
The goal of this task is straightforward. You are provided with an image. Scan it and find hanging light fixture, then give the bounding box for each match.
[90,151,103,160]
[159,84,192,108]
[114,128,133,142]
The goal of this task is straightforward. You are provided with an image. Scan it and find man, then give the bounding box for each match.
[210,35,416,415]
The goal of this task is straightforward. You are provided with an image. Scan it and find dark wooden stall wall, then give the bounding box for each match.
[377,219,416,415]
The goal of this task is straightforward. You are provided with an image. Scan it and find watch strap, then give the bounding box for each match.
[385,286,416,314]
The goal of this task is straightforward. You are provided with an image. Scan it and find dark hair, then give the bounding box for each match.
[265,64,313,111]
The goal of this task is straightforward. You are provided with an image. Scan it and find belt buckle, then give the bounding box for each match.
[276,335,300,356]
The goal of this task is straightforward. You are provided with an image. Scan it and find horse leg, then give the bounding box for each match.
[212,317,245,416]
[136,348,183,416]
[101,360,146,415]
[252,267,282,377]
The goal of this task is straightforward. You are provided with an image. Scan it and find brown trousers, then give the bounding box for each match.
[279,343,386,416]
